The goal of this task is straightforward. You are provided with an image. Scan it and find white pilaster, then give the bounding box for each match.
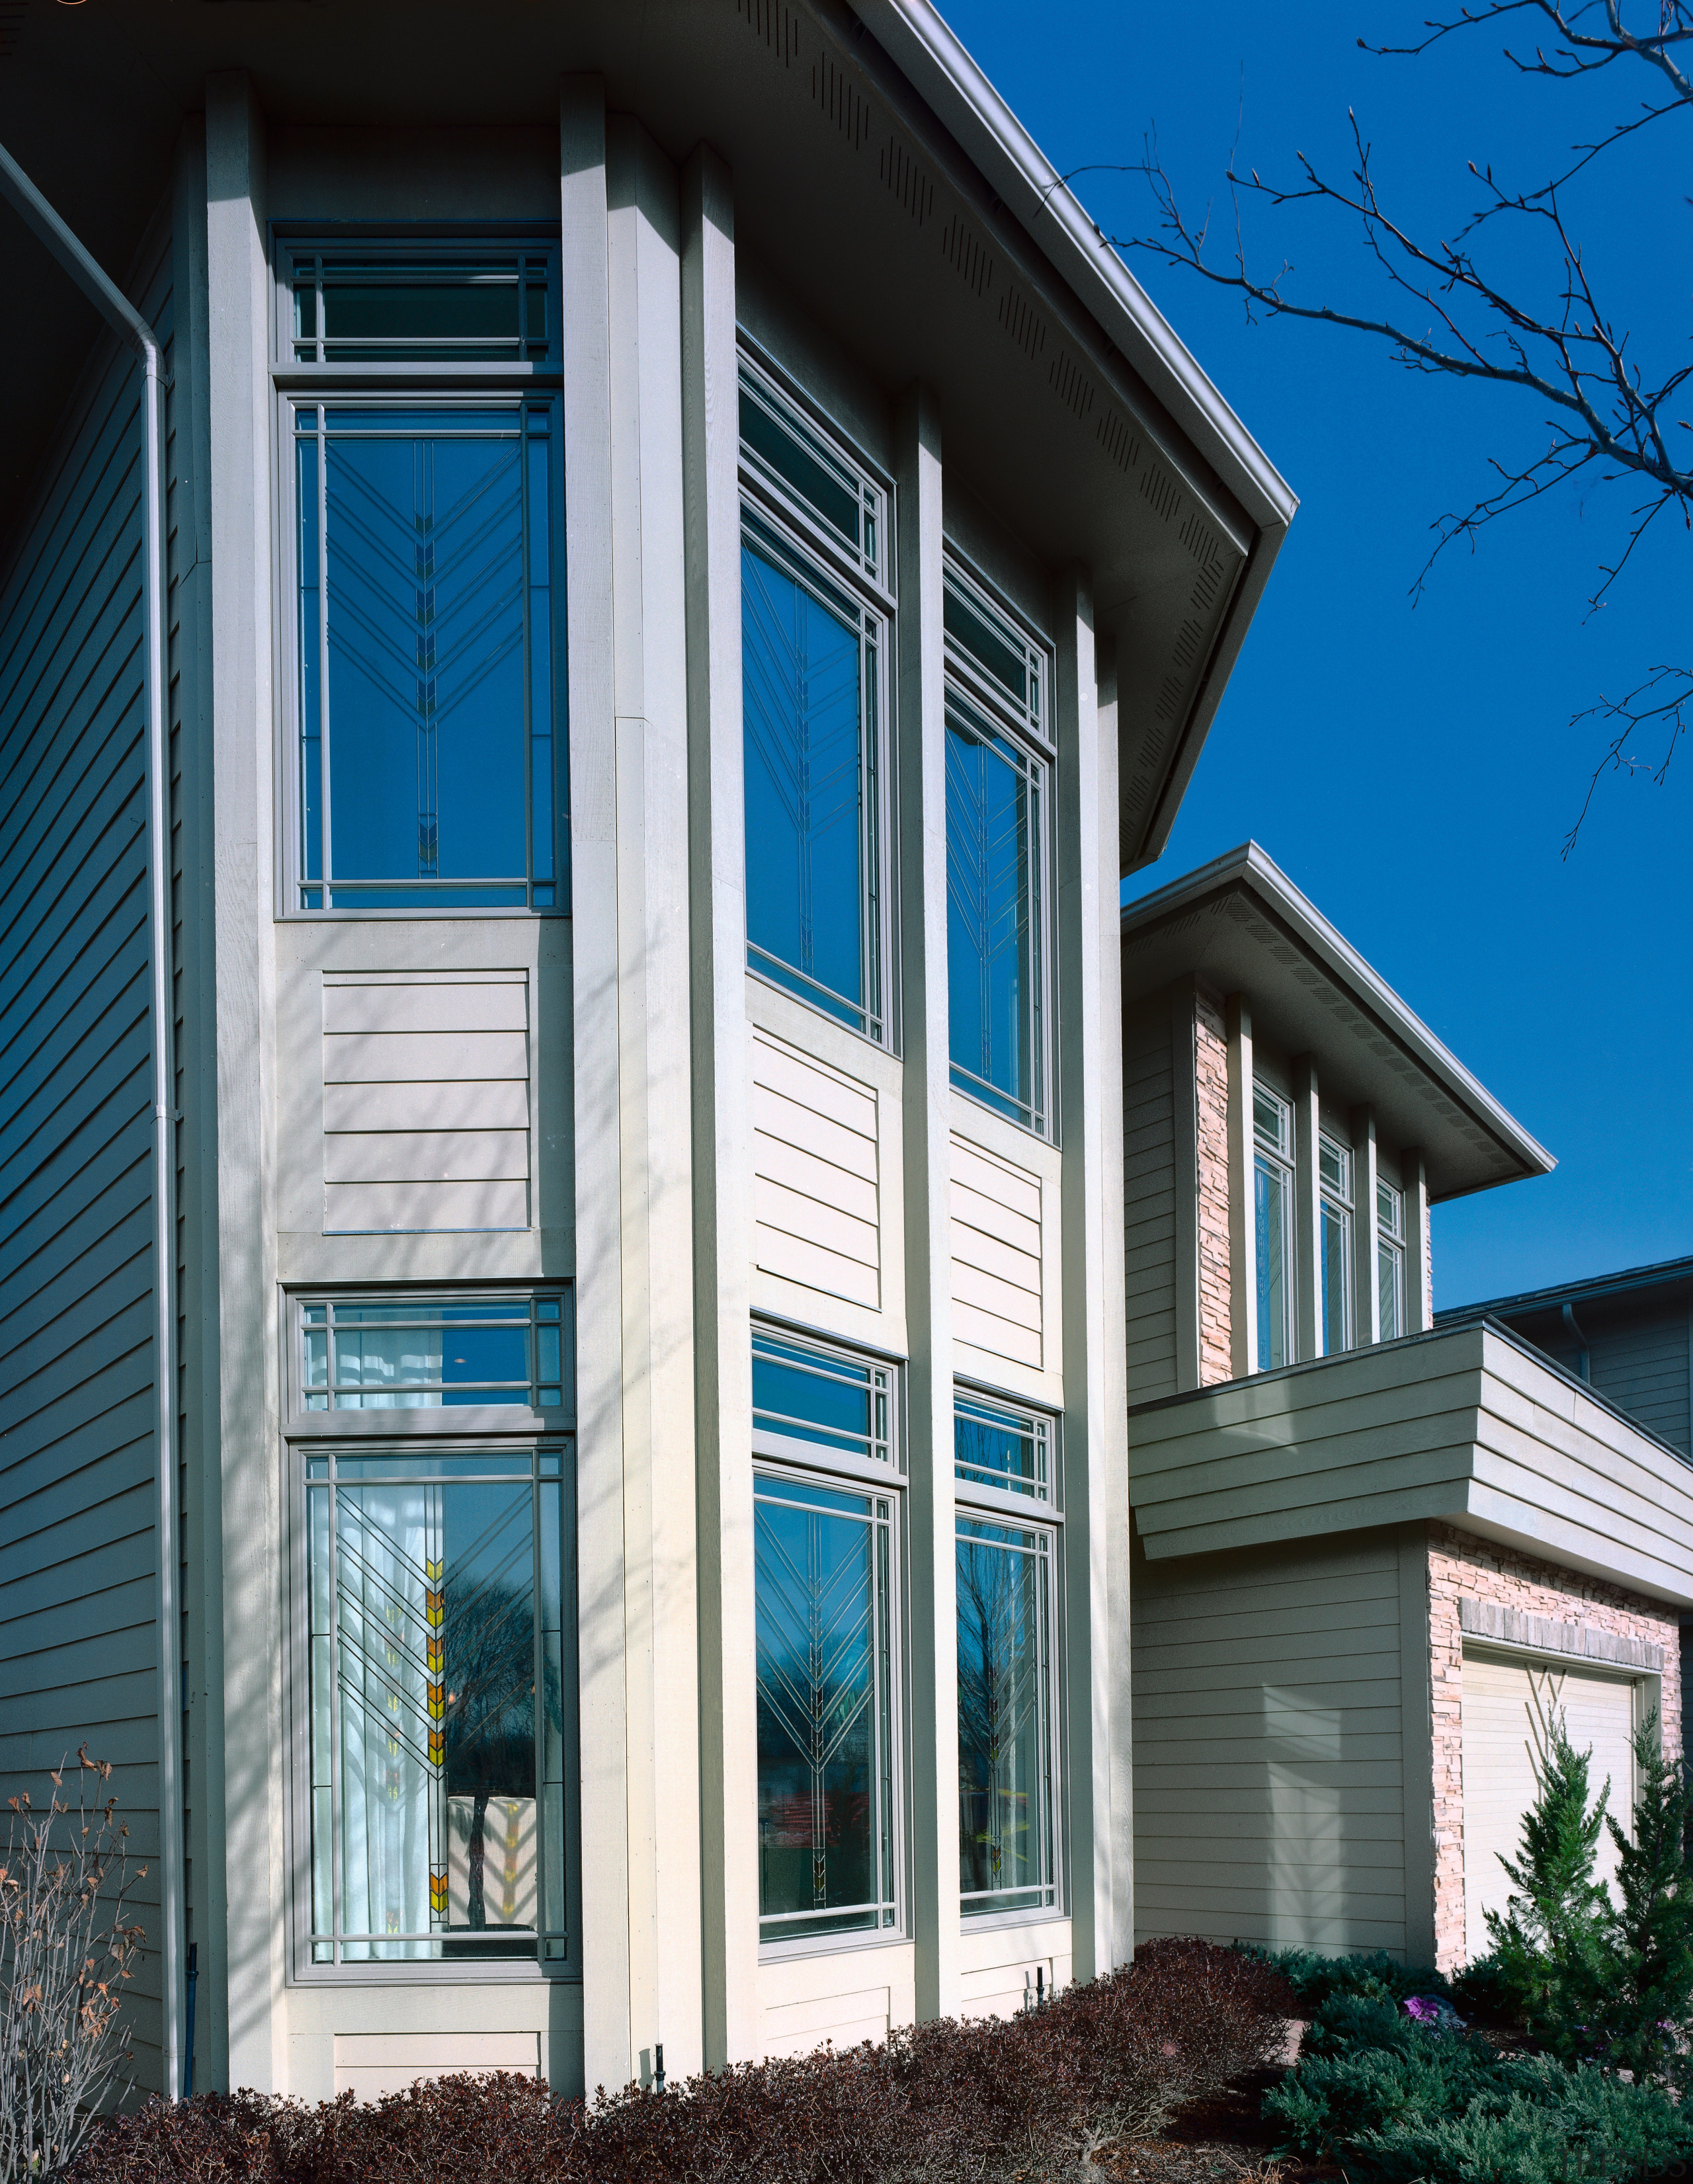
[1225,994,1257,1377]
[1405,1148,1432,1332]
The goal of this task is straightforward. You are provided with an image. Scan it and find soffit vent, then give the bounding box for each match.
[997,282,1047,363]
[739,0,799,65]
[1048,348,1096,423]
[812,53,870,149]
[1096,408,1142,474]
[880,137,934,226]
[1138,460,1180,524]
[940,212,994,299]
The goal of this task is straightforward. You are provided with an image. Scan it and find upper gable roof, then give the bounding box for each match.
[0,0,1293,873]
[1120,840,1554,1201]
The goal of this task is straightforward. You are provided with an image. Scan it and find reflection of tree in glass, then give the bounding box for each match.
[441,1571,541,1927]
[957,1539,1039,1896]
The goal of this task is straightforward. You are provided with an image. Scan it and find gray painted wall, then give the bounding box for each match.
[0,215,173,2091]
[1503,1300,1692,1460]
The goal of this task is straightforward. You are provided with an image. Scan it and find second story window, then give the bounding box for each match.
[1378,1180,1407,1340]
[282,245,563,912]
[739,356,891,1045]
[1319,1134,1353,1355]
[944,561,1053,1138]
[1253,1083,1294,1370]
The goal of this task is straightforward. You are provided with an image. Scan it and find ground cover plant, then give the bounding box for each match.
[64,1939,1294,2184]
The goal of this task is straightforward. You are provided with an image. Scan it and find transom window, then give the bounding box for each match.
[1378,1179,1407,1341]
[1319,1133,1353,1355]
[944,561,1044,745]
[752,1326,901,1949]
[300,1296,570,1412]
[739,357,892,1045]
[954,1391,1060,1920]
[286,251,556,366]
[1253,1083,1295,1371]
[946,648,1052,1137]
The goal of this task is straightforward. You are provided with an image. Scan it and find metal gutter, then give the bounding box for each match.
[0,142,183,2103]
[854,0,1298,535]
[1120,840,1556,1183]
[1439,1252,1693,1324]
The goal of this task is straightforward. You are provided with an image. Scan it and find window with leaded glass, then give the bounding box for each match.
[1319,1133,1353,1355]
[739,355,892,1045]
[280,243,563,912]
[953,1390,1060,1920]
[1253,1083,1295,1371]
[288,1290,576,1978]
[1378,1178,1407,1341]
[944,562,1052,1138]
[752,1328,901,1948]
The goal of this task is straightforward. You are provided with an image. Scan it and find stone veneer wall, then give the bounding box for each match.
[1194,981,1231,1387]
[1425,1521,1682,1971]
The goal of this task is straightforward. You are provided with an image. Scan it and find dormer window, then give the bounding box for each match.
[1253,1082,1294,1369]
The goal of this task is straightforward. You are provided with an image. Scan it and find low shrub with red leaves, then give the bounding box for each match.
[67,1939,1293,2184]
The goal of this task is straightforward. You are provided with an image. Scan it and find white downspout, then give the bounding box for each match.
[0,142,185,2103]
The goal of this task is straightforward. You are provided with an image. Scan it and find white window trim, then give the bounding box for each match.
[1252,1082,1296,1370]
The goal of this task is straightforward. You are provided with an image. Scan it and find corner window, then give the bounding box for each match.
[288,1288,576,1976]
[954,1391,1060,1920]
[739,356,892,1045]
[1319,1134,1352,1355]
[281,244,564,913]
[1378,1180,1407,1341]
[752,1329,901,1947]
[1253,1084,1294,1370]
[944,563,1053,1139]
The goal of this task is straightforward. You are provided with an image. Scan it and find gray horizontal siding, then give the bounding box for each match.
[0,222,172,2094]
[1123,1000,1177,1402]
[1132,1527,1409,1957]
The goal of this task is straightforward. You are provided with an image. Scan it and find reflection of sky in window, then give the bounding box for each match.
[946,707,1036,1116]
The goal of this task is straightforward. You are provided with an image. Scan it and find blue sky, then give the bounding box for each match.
[942,0,1692,1307]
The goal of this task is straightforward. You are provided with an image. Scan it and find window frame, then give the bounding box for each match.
[1318,1131,1353,1356]
[282,1284,579,1986]
[942,553,1056,1143]
[1252,1082,1297,1369]
[952,1381,1064,1926]
[271,231,567,922]
[737,345,897,1052]
[751,1322,907,1958]
[1378,1178,1408,1342]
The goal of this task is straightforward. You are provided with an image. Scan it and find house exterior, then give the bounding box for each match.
[0,0,1298,2110]
[1441,1258,1693,1463]
[1120,844,1693,1972]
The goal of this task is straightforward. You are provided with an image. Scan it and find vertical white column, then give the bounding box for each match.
[1352,1106,1380,1346]
[1096,643,1134,1966]
[560,75,632,2095]
[1405,1149,1433,1332]
[606,114,704,2085]
[1225,995,1257,1377]
[895,385,960,2025]
[680,143,759,2069]
[1053,567,1125,1978]
[1293,1055,1321,1359]
[204,68,282,2096]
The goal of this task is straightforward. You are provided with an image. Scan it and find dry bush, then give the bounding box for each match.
[68,1938,1292,2184]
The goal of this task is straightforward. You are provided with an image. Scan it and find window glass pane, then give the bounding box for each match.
[1378,1179,1404,1240]
[1379,1238,1405,1341]
[742,540,870,1031]
[301,1297,572,1410]
[755,1473,895,1942]
[740,376,863,556]
[300,407,558,908]
[954,1395,1048,1501]
[752,1332,889,1466]
[1255,1154,1290,1370]
[1321,1199,1350,1355]
[1253,1084,1290,1156]
[307,1455,571,1962]
[946,696,1043,1130]
[313,259,534,362]
[958,1518,1054,1916]
[943,567,1042,734]
[1319,1136,1350,1198]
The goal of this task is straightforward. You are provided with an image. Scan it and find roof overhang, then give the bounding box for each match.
[1120,840,1554,1201]
[0,0,1292,873]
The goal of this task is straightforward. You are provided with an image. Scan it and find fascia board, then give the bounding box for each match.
[854,0,1297,537]
[1121,840,1555,1186]
[1441,1255,1693,1323]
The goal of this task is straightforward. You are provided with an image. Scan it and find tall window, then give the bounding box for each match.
[954,1392,1060,1919]
[740,357,891,1044]
[290,1290,575,1973]
[752,1328,900,1947]
[1378,1180,1407,1340]
[1319,1134,1353,1355]
[1253,1084,1295,1370]
[945,562,1052,1137]
[284,247,563,910]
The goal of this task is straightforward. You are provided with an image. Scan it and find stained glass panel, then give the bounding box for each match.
[957,1517,1055,1916]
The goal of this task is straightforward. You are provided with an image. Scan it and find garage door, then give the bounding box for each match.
[1462,1650,1637,1963]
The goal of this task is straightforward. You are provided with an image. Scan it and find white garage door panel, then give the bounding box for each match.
[1462,1651,1636,1964]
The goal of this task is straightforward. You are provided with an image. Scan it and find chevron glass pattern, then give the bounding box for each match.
[956,1517,1056,1916]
